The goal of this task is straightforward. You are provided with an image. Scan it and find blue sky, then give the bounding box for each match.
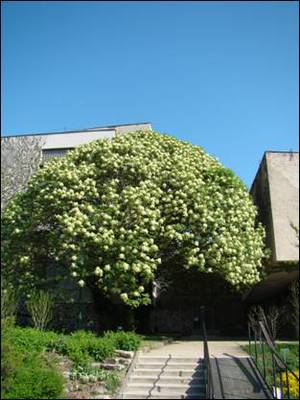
[1,1,299,187]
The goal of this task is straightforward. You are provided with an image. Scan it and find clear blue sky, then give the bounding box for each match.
[1,1,299,187]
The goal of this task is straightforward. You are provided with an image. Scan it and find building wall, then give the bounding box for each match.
[250,155,275,258]
[42,129,115,149]
[2,122,152,177]
[250,151,299,264]
[266,152,299,262]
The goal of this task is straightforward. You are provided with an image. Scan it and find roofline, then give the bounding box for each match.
[249,150,299,193]
[1,122,152,138]
[264,150,299,154]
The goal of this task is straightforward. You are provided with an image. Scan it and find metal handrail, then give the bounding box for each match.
[200,306,215,399]
[248,320,299,399]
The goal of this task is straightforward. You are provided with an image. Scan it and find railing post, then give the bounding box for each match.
[271,353,277,399]
[260,329,266,380]
[254,325,258,365]
[248,323,252,358]
[285,367,290,399]
[200,305,214,399]
[279,370,283,400]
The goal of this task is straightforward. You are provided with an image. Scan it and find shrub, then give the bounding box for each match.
[2,131,267,308]
[48,330,115,365]
[67,346,91,367]
[7,326,60,355]
[2,353,64,399]
[1,323,64,399]
[66,331,114,364]
[1,318,24,397]
[86,337,115,361]
[26,290,54,330]
[47,335,68,354]
[103,330,142,351]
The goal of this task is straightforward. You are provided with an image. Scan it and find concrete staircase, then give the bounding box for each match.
[122,355,206,399]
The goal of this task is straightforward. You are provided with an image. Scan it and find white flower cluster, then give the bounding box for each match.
[2,131,267,306]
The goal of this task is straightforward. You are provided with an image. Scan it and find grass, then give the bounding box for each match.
[243,342,299,370]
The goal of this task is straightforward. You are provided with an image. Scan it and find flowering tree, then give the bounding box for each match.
[1,131,267,307]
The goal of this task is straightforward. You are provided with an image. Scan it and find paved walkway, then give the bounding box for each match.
[143,339,250,358]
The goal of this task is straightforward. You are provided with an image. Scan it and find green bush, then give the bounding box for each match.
[47,330,115,366]
[1,318,24,397]
[87,337,115,361]
[66,330,114,364]
[103,330,142,351]
[3,353,64,399]
[7,326,60,354]
[46,335,68,354]
[69,329,97,341]
[2,324,141,398]
[1,323,64,399]
[67,346,91,367]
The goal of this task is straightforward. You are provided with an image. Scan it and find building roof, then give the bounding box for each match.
[1,122,153,150]
[250,150,299,193]
[2,122,152,138]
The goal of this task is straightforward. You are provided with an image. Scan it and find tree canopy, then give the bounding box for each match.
[1,131,267,307]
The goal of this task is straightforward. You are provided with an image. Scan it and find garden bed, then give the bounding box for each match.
[1,320,141,399]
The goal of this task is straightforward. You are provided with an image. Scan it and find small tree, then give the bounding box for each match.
[26,290,54,330]
[266,305,286,341]
[248,304,285,341]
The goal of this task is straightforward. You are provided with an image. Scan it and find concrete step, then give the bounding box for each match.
[126,382,206,395]
[123,394,205,399]
[138,357,204,364]
[129,376,205,385]
[122,354,206,399]
[123,393,205,399]
[135,363,204,370]
[132,368,203,377]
